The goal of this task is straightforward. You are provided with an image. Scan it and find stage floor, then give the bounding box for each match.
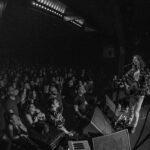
[130,102,150,150]
[63,99,150,150]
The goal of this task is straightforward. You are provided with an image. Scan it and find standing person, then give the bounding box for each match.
[5,86,20,115]
[5,86,26,116]
[74,85,92,134]
[124,55,147,134]
[74,86,88,120]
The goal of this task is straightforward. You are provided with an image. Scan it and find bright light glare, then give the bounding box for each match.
[32,1,36,5]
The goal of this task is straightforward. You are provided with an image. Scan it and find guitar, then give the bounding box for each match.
[122,73,147,96]
[114,76,143,96]
[124,81,139,95]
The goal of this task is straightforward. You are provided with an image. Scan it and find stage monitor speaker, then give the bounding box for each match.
[105,95,117,119]
[91,107,114,135]
[83,107,114,135]
[92,129,131,150]
[68,140,91,150]
[105,95,116,113]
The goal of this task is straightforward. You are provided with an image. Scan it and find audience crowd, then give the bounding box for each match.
[0,62,102,150]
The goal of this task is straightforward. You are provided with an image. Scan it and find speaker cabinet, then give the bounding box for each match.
[92,129,131,150]
[83,107,114,135]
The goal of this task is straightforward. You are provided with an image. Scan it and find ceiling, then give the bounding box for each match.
[0,0,150,51]
[0,0,122,46]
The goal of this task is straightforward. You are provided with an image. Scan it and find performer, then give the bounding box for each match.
[74,85,92,134]
[124,55,147,134]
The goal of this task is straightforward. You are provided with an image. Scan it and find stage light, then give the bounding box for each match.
[53,3,56,10]
[59,7,62,13]
[71,20,82,28]
[46,1,49,6]
[75,19,84,25]
[57,6,61,12]
[62,7,65,13]
[54,4,57,10]
[48,1,52,7]
[43,0,47,5]
[55,5,58,11]
[35,3,39,7]
[55,2,59,11]
[51,3,54,9]
[32,1,36,5]
[59,7,63,13]
[31,0,67,19]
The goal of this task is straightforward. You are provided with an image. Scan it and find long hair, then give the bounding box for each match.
[133,55,146,71]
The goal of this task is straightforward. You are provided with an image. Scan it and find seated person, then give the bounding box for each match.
[47,97,73,136]
[25,103,49,135]
[7,112,40,150]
